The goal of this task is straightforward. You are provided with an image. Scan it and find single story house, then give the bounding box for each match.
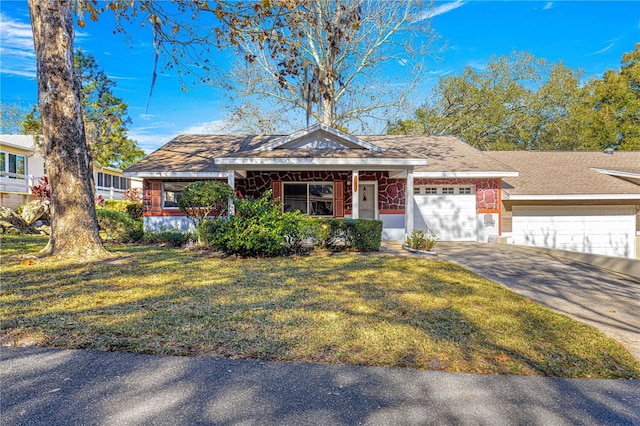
[125,124,640,259]
[125,123,517,242]
[0,135,142,209]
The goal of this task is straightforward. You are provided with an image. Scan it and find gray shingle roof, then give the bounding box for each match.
[487,151,640,196]
[126,134,515,175]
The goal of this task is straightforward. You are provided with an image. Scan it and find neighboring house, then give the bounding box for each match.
[487,151,640,259]
[93,162,142,201]
[125,124,517,243]
[0,135,142,209]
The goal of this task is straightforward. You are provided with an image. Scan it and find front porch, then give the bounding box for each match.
[142,168,416,241]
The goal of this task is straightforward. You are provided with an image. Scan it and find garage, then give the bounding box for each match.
[512,205,637,258]
[413,186,477,241]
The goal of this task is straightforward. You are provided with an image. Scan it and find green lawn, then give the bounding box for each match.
[1,234,638,379]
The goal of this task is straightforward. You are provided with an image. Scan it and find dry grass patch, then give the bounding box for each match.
[1,235,638,379]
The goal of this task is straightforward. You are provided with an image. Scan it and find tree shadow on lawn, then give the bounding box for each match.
[1,241,638,378]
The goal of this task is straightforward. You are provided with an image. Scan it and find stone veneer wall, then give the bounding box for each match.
[357,172,405,211]
[143,176,499,215]
[413,178,500,212]
[235,171,407,212]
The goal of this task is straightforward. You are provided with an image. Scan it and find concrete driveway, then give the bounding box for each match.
[435,242,640,362]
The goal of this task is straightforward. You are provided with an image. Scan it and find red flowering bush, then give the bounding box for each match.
[30,176,51,201]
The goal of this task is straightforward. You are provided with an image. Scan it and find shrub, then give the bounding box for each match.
[178,180,233,225]
[142,228,193,247]
[405,229,438,251]
[281,212,315,252]
[95,194,106,207]
[312,218,382,252]
[203,192,312,257]
[196,218,224,247]
[124,187,143,204]
[30,176,50,201]
[96,209,143,243]
[97,199,142,221]
[126,203,143,221]
[102,199,129,213]
[352,219,383,251]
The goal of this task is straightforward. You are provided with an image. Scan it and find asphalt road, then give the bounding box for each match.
[434,242,640,362]
[1,347,639,425]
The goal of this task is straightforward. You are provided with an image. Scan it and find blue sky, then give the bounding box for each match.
[1,1,639,153]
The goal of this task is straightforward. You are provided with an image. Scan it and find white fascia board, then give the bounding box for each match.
[123,171,229,179]
[215,157,426,167]
[507,193,640,201]
[0,141,36,153]
[592,168,640,180]
[414,171,519,178]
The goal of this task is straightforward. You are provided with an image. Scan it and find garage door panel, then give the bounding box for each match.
[414,194,477,241]
[512,206,636,258]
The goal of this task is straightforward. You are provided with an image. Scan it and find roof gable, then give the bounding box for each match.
[256,123,384,152]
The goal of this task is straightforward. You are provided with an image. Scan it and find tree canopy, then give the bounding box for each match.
[178,180,233,225]
[213,0,438,133]
[389,44,640,151]
[19,49,145,169]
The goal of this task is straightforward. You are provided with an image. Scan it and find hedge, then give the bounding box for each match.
[313,218,382,252]
[99,200,143,221]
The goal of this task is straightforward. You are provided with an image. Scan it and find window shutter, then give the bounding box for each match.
[334,181,344,217]
[150,180,162,212]
[271,180,282,200]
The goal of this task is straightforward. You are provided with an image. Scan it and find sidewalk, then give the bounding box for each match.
[2,347,639,425]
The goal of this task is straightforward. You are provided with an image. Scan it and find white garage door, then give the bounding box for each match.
[512,205,636,258]
[413,186,477,241]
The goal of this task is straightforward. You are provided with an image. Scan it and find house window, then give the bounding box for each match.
[1,152,26,179]
[283,182,334,216]
[458,187,472,195]
[163,182,191,208]
[425,187,438,194]
[442,187,455,194]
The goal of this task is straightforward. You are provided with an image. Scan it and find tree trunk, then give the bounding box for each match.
[28,0,108,260]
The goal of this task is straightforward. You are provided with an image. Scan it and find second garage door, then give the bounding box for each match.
[413,186,477,241]
[512,205,636,258]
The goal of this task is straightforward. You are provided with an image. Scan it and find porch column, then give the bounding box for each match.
[227,171,235,216]
[351,170,359,219]
[405,169,414,238]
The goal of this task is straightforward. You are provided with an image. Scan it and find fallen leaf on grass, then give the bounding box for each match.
[20,259,35,266]
[497,354,510,362]
[609,309,616,313]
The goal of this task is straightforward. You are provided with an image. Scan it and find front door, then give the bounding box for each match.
[358,183,376,219]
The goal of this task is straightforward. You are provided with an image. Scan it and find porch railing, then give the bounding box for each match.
[95,185,126,200]
[0,172,35,194]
